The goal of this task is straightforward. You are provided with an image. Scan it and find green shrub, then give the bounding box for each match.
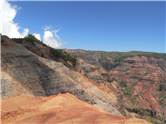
[24,34,39,44]
[52,49,64,58]
[159,95,166,104]
[52,49,77,67]
[122,86,131,96]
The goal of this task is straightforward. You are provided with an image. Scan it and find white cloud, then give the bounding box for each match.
[43,28,62,48]
[0,0,62,49]
[34,29,62,48]
[0,0,29,38]
[33,33,41,41]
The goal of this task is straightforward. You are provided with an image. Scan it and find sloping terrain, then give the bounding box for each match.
[66,50,166,124]
[1,35,120,115]
[1,35,166,123]
[1,93,150,124]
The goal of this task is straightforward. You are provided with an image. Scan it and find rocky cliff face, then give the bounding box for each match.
[1,35,166,124]
[66,50,166,124]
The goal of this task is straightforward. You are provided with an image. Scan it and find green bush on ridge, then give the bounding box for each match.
[24,34,39,44]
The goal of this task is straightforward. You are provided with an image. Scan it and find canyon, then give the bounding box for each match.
[1,35,166,124]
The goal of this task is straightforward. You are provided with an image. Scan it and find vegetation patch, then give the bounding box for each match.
[158,81,166,91]
[110,51,166,61]
[159,95,166,104]
[24,34,40,44]
[118,80,132,96]
[122,86,131,96]
[52,49,77,67]
[126,107,165,124]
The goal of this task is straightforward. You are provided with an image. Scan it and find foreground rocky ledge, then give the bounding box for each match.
[1,93,150,124]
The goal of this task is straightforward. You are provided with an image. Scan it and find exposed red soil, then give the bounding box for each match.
[1,93,150,124]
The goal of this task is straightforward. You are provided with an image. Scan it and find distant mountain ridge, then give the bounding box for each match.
[1,35,166,124]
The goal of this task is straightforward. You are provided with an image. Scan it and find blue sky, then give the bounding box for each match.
[11,1,165,52]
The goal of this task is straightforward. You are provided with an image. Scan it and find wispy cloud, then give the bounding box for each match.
[43,27,62,48]
[0,0,62,48]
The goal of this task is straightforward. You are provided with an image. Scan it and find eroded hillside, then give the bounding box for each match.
[1,35,166,124]
[1,93,150,124]
[66,50,166,124]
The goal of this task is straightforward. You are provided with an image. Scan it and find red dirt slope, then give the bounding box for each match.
[1,93,150,124]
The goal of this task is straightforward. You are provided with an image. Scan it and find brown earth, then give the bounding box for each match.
[1,93,150,124]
